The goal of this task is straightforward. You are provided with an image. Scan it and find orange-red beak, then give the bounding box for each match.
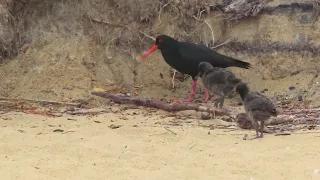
[140,45,158,61]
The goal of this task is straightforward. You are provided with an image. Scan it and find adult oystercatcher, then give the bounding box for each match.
[235,82,277,138]
[140,35,251,102]
[198,61,242,107]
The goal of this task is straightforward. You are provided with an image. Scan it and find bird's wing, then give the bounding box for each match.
[177,42,214,63]
[204,69,226,85]
[246,92,277,114]
[225,71,241,85]
[177,42,242,68]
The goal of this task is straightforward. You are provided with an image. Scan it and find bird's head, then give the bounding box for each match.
[235,82,250,100]
[197,61,213,77]
[140,35,177,61]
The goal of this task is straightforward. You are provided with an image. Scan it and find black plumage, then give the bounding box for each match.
[140,35,251,102]
[198,62,241,107]
[235,82,278,138]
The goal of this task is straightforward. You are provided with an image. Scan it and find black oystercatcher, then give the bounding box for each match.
[140,35,251,102]
[235,82,277,138]
[198,62,241,107]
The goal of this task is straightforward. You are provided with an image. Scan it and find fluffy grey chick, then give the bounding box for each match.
[198,61,242,108]
[235,82,278,138]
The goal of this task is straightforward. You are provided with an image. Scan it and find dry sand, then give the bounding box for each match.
[1,110,320,180]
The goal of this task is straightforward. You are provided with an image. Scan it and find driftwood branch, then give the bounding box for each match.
[91,90,231,116]
[223,0,272,20]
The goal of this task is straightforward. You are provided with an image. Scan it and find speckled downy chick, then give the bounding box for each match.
[235,82,278,138]
[198,61,242,108]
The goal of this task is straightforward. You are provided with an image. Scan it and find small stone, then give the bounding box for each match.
[2,117,12,121]
[53,129,64,132]
[119,116,128,120]
[289,86,296,90]
[261,88,268,93]
[50,113,62,117]
[108,124,121,129]
[298,95,303,101]
[110,107,121,113]
[200,114,211,120]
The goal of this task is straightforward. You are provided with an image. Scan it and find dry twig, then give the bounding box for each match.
[312,0,320,26]
[172,69,177,89]
[91,90,231,115]
[83,11,155,41]
[212,38,232,49]
[192,15,215,46]
[65,108,107,115]
[164,127,177,135]
[158,0,172,24]
[0,98,82,107]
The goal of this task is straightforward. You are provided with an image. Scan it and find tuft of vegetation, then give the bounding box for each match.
[0,0,269,62]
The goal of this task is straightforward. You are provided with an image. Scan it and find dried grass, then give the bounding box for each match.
[0,0,268,63]
[0,0,43,62]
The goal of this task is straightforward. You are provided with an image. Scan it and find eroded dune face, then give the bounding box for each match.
[0,0,319,106]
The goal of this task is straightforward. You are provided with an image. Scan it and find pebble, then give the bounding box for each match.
[110,107,121,113]
[289,86,296,90]
[108,124,121,129]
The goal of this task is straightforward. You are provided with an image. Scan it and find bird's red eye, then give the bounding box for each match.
[159,39,163,43]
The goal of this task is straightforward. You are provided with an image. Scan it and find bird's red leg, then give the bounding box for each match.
[202,88,210,102]
[181,80,197,102]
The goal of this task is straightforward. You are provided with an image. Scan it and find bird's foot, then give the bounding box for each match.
[250,136,260,140]
[248,131,261,140]
[250,134,264,140]
[201,95,210,103]
[259,133,264,138]
[214,101,224,108]
[214,101,219,107]
[201,89,210,102]
[213,97,223,108]
[180,80,197,103]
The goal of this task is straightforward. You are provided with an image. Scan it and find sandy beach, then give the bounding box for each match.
[1,109,320,180]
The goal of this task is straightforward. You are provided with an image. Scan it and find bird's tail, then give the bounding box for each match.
[210,52,252,69]
[226,56,251,69]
